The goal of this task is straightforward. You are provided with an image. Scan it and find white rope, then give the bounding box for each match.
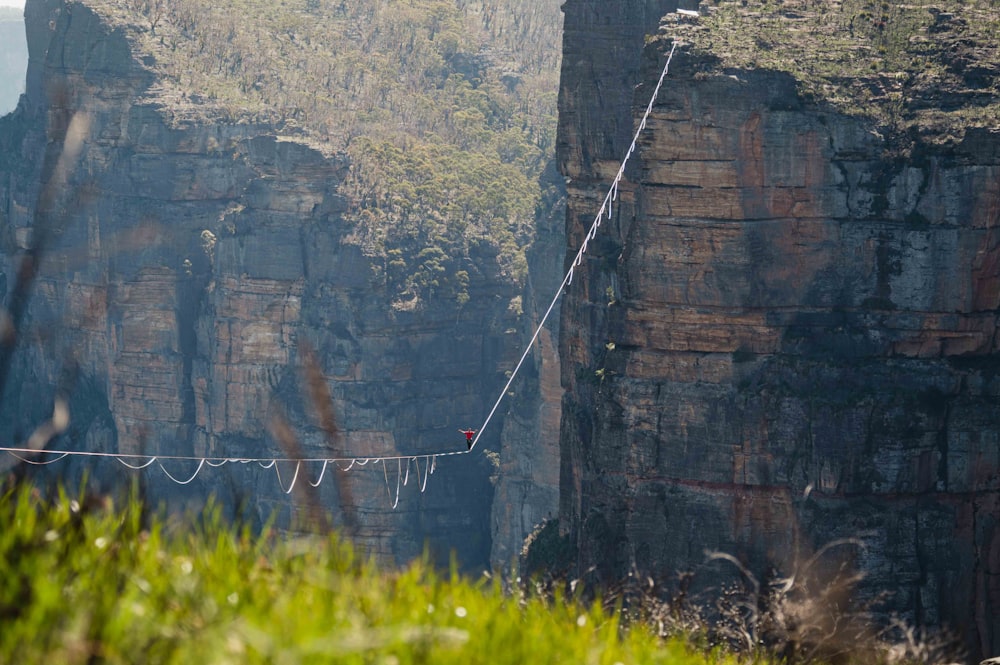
[0,437,499,467]
[468,40,678,452]
[286,461,301,494]
[2,445,449,504]
[424,457,433,490]
[1,447,449,464]
[0,38,681,503]
[7,451,70,465]
[157,458,206,485]
[392,458,401,509]
[117,456,158,470]
[308,459,329,488]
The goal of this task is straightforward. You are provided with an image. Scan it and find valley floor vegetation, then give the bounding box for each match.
[0,481,960,665]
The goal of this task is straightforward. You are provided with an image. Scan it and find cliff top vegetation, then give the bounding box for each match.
[663,0,999,147]
[81,0,563,307]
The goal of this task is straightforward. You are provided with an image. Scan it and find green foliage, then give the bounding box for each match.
[669,0,1000,146]
[345,135,536,305]
[87,0,562,308]
[0,485,722,664]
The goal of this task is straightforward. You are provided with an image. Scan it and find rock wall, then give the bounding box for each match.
[487,0,689,574]
[0,0,533,571]
[557,5,1000,658]
[556,0,682,533]
[489,159,565,572]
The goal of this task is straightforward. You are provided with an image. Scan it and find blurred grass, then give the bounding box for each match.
[0,483,725,665]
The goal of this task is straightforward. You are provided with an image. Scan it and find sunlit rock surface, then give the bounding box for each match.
[557,1,999,657]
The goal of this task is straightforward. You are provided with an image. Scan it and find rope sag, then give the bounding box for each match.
[0,39,682,505]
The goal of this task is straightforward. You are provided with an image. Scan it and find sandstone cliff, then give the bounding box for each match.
[557,0,999,656]
[489,159,565,571]
[0,0,560,571]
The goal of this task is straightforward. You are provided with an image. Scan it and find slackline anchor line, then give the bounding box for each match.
[0,39,682,505]
[467,39,679,453]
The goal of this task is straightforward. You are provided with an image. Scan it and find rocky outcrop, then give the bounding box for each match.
[0,0,536,571]
[557,2,1000,658]
[487,0,688,574]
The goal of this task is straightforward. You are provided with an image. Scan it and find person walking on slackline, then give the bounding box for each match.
[459,428,475,451]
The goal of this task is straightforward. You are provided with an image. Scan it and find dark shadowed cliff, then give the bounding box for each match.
[0,0,565,572]
[557,0,999,657]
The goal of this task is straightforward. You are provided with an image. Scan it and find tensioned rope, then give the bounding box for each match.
[0,39,680,504]
[468,38,678,452]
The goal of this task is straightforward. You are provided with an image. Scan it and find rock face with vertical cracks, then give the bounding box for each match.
[0,0,537,571]
[557,5,1000,658]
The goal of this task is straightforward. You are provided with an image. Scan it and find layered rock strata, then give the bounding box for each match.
[0,0,536,570]
[558,5,999,658]
[489,160,565,571]
[490,0,687,573]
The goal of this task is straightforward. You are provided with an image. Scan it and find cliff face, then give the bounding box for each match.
[489,0,687,574]
[558,2,1000,657]
[0,0,543,570]
[489,160,565,571]
[556,0,682,533]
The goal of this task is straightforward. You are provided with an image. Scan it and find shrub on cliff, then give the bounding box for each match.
[667,0,999,147]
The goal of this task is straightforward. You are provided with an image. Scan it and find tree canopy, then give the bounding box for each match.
[93,0,563,307]
[669,0,999,147]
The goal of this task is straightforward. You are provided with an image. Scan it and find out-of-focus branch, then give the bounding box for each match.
[0,96,90,404]
[299,340,358,540]
[267,405,331,534]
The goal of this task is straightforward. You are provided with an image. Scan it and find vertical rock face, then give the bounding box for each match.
[0,0,533,570]
[558,6,1000,658]
[556,0,680,538]
[489,160,565,571]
